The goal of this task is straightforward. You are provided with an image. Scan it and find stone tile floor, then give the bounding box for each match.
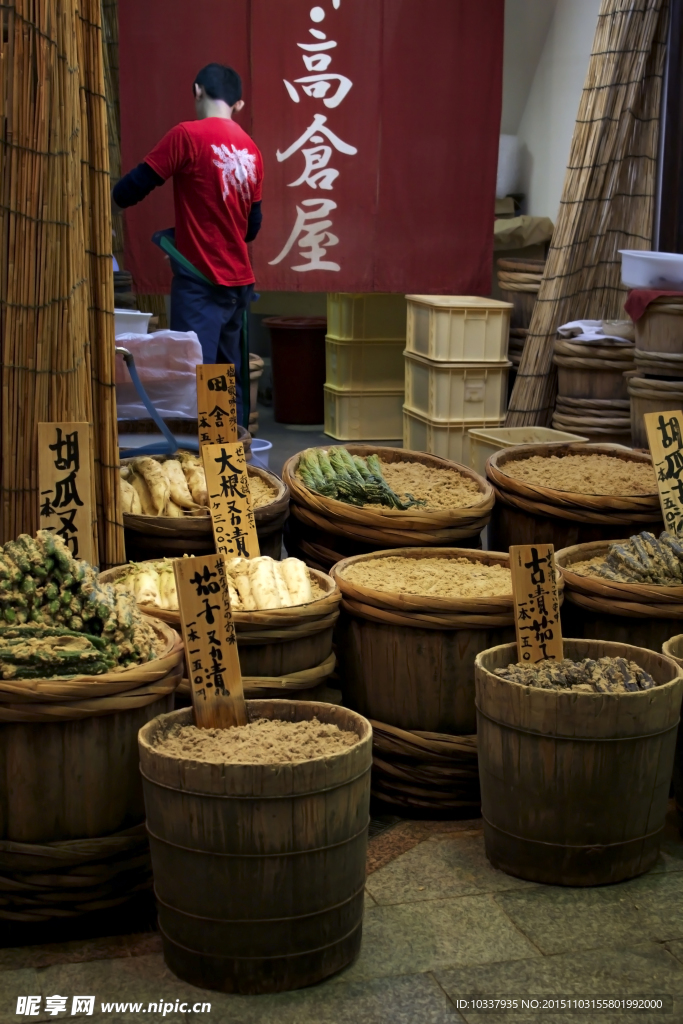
[2,812,683,1023]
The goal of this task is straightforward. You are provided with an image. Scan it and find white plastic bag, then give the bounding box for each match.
[115,331,203,421]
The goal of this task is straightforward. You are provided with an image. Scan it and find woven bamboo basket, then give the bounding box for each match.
[0,822,152,923]
[330,548,545,734]
[122,463,289,561]
[487,443,661,550]
[628,375,683,447]
[101,562,340,694]
[283,446,494,569]
[0,617,183,843]
[370,720,480,815]
[635,298,683,354]
[556,539,683,652]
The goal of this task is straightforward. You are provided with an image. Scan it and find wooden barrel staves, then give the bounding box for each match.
[475,639,683,886]
[556,539,683,652]
[330,548,538,734]
[139,701,372,994]
[662,635,683,836]
[487,443,662,550]
[123,464,290,561]
[283,446,494,571]
[0,617,183,844]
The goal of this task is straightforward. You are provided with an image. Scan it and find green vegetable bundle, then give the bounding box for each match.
[0,625,118,680]
[298,448,425,510]
[0,532,156,670]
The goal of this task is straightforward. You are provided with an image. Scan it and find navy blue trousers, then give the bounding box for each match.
[170,266,253,422]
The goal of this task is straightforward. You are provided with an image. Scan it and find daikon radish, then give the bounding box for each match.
[133,567,161,606]
[134,457,170,515]
[227,580,242,610]
[130,470,155,516]
[280,558,314,606]
[165,497,185,518]
[162,459,197,509]
[183,463,209,507]
[120,478,135,514]
[232,571,257,610]
[271,560,294,607]
[249,557,282,609]
[158,567,178,610]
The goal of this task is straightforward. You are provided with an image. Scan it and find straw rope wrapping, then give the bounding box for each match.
[506,0,669,426]
[0,0,123,566]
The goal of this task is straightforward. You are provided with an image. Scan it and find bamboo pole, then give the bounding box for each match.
[506,0,669,426]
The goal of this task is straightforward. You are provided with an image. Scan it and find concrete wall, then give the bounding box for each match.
[514,0,603,220]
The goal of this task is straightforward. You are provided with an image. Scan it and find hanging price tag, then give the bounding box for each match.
[197,364,238,447]
[644,409,683,538]
[38,422,95,565]
[202,442,260,559]
[174,553,247,728]
[509,544,563,663]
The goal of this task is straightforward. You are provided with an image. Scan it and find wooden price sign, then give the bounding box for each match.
[197,364,238,447]
[644,409,683,539]
[174,553,247,728]
[509,544,563,663]
[202,442,260,559]
[38,422,94,565]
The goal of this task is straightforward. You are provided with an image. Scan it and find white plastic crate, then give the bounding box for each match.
[327,293,407,341]
[326,337,405,391]
[404,353,511,423]
[467,426,589,478]
[405,295,512,361]
[324,385,404,440]
[403,409,505,466]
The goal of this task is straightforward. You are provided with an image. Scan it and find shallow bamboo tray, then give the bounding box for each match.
[486,444,659,514]
[283,446,494,535]
[556,539,683,610]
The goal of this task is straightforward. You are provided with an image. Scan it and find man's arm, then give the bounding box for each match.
[112,162,165,210]
[245,201,262,242]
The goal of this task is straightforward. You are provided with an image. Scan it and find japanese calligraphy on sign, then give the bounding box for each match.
[509,545,563,664]
[196,365,238,447]
[269,0,356,273]
[202,443,260,560]
[174,554,247,728]
[37,423,94,565]
[645,410,683,538]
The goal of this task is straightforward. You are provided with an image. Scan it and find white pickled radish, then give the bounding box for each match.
[134,569,161,606]
[249,557,282,609]
[279,558,313,606]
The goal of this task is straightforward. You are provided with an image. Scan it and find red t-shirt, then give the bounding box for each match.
[145,118,263,287]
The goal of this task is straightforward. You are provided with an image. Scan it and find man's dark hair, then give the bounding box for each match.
[194,64,242,106]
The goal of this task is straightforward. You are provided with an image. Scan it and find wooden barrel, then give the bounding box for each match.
[101,562,340,688]
[283,446,494,570]
[139,701,372,994]
[661,635,683,836]
[497,258,544,329]
[635,298,683,353]
[487,444,662,550]
[331,548,528,734]
[123,464,289,561]
[553,339,634,400]
[475,638,683,886]
[556,539,683,652]
[0,618,183,842]
[628,375,683,448]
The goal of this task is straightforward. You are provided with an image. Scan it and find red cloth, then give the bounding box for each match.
[145,118,263,287]
[624,289,683,322]
[119,0,504,294]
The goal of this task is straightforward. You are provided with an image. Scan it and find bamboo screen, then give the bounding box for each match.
[506,0,669,426]
[0,0,124,567]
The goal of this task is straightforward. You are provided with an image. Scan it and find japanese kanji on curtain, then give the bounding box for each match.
[118,0,504,294]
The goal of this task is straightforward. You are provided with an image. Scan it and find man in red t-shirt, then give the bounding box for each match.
[113,64,263,418]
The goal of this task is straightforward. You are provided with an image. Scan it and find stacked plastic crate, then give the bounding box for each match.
[324,294,407,440]
[402,296,514,465]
